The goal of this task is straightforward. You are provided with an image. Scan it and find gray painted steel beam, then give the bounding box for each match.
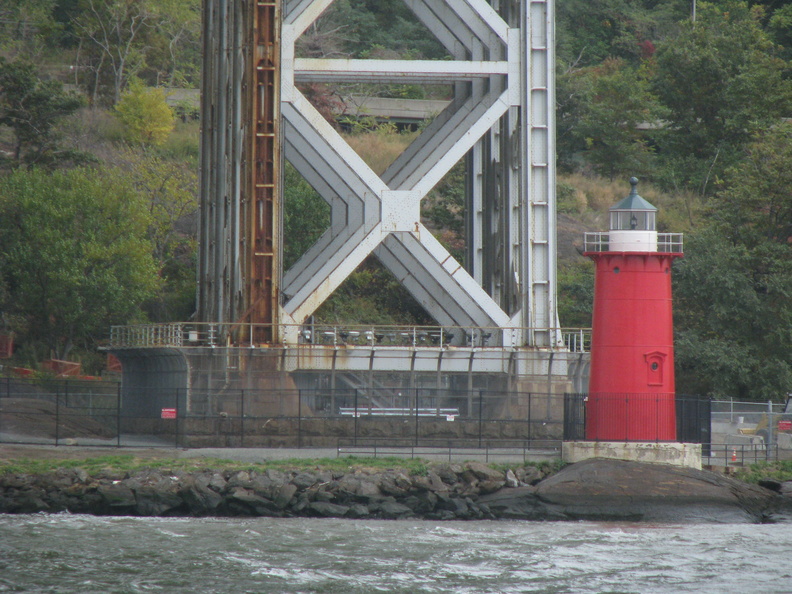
[199,0,560,353]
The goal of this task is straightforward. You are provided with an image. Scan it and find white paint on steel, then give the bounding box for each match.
[294,58,509,82]
[277,0,559,349]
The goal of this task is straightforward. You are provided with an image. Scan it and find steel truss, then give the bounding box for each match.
[199,0,559,350]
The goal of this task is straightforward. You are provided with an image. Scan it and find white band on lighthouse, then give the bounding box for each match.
[609,229,658,252]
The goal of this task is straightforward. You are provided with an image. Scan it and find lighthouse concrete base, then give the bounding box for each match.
[562,441,702,470]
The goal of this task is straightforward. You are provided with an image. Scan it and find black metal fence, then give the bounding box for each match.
[0,377,184,448]
[1,379,568,448]
[0,377,711,451]
[561,393,711,451]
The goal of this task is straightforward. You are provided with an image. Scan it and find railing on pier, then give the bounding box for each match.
[107,323,592,353]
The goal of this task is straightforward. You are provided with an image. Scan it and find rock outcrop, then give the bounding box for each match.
[480,458,780,523]
[0,458,784,523]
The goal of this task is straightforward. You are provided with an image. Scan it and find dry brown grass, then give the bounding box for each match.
[559,173,632,212]
[342,129,417,174]
[558,172,704,232]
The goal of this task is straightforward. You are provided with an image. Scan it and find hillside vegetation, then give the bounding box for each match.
[0,0,790,400]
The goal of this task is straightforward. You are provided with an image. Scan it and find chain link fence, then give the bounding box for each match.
[710,399,792,464]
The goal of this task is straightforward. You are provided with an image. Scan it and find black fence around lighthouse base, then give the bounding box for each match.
[563,393,711,454]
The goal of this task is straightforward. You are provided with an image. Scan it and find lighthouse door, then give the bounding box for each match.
[644,352,667,386]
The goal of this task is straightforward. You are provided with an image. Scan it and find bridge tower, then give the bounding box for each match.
[199,0,559,349]
[109,0,588,423]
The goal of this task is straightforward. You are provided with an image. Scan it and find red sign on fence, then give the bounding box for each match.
[161,408,177,419]
[778,420,792,432]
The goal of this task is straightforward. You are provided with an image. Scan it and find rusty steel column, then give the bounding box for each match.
[248,0,281,343]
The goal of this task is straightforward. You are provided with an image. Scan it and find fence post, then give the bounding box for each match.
[624,395,629,442]
[297,389,302,449]
[353,388,358,446]
[414,390,419,446]
[175,389,180,448]
[55,386,60,447]
[528,392,532,443]
[656,395,660,443]
[478,391,483,448]
[767,400,774,461]
[239,389,245,448]
[116,382,122,447]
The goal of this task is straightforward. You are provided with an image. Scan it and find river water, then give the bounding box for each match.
[1,514,790,593]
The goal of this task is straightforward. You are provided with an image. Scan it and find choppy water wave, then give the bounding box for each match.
[1,514,789,593]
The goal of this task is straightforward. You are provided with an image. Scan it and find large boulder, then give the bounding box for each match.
[481,458,781,523]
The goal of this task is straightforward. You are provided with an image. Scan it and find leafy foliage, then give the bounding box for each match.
[0,167,160,360]
[114,148,198,321]
[558,58,661,179]
[74,0,154,104]
[114,79,175,145]
[653,1,792,195]
[556,0,690,67]
[282,163,330,271]
[422,162,466,261]
[315,257,433,326]
[142,0,201,87]
[710,123,792,247]
[735,460,792,485]
[0,0,59,55]
[0,58,86,169]
[298,0,447,60]
[673,124,792,399]
[557,261,595,328]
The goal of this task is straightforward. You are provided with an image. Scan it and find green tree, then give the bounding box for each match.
[0,58,85,169]
[114,79,175,146]
[143,0,201,87]
[283,163,330,270]
[768,4,792,58]
[75,0,153,104]
[297,0,447,60]
[557,261,594,328]
[556,0,690,67]
[115,149,198,321]
[0,0,58,54]
[559,58,662,179]
[0,167,160,360]
[315,257,433,325]
[674,124,792,400]
[710,123,792,246]
[653,1,792,195]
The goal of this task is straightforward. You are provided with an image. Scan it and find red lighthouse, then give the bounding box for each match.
[584,178,683,441]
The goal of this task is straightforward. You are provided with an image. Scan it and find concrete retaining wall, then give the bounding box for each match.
[562,441,702,470]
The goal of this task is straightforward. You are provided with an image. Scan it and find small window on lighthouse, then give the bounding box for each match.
[644,352,666,386]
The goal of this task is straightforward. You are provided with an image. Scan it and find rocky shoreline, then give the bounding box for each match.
[1,457,789,523]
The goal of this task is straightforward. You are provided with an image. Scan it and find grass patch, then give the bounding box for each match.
[558,172,704,232]
[342,128,417,174]
[0,455,433,477]
[490,459,566,475]
[733,461,792,485]
[156,119,200,163]
[0,454,564,479]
